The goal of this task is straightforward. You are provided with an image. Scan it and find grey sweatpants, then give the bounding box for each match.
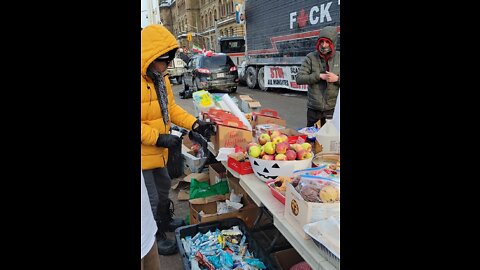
[142,167,171,220]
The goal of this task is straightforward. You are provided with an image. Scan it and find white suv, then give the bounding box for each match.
[167,57,186,84]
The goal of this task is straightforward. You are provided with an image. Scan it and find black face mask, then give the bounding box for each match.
[320,46,331,55]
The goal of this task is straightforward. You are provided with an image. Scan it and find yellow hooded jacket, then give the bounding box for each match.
[141,25,197,170]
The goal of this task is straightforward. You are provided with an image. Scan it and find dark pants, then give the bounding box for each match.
[307,108,335,127]
[142,167,171,220]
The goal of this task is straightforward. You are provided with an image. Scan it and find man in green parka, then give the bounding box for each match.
[296,25,340,127]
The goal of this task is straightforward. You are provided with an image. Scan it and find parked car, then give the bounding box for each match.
[180,52,238,98]
[167,57,187,84]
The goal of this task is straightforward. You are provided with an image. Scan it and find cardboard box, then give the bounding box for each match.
[189,176,261,229]
[226,177,255,205]
[172,172,210,201]
[272,248,306,270]
[213,120,253,150]
[239,95,262,113]
[227,156,254,175]
[189,195,260,229]
[284,183,340,239]
[242,100,262,114]
[252,109,286,127]
[208,163,227,186]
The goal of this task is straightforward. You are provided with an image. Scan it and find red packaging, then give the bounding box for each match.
[227,156,254,175]
[266,179,286,205]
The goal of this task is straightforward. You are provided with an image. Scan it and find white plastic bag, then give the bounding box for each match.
[315,119,340,154]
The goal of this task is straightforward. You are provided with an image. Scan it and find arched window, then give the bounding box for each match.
[220,0,224,17]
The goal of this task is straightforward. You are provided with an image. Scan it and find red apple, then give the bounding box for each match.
[258,133,271,145]
[270,130,282,139]
[275,142,289,154]
[279,134,289,143]
[296,149,309,160]
[246,142,259,152]
[292,144,304,153]
[262,154,275,160]
[275,153,287,160]
[285,149,297,160]
[272,136,283,145]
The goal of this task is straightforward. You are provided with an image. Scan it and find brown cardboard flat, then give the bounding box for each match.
[189,194,229,205]
[239,95,254,101]
[182,172,209,183]
[177,189,190,201]
[272,248,306,270]
[172,172,209,200]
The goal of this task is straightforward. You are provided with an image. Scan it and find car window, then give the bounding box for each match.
[200,55,233,68]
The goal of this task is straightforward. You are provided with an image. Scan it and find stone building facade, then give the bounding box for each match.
[159,0,244,52]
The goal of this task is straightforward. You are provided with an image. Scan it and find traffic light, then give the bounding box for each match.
[187,32,192,42]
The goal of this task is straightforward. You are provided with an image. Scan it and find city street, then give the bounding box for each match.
[160,83,310,270]
[171,82,309,130]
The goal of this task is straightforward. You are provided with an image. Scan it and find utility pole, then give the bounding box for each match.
[214,19,219,52]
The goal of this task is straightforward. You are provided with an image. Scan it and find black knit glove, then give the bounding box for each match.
[156,134,182,148]
[192,119,216,139]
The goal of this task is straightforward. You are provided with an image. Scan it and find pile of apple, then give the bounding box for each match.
[247,130,313,160]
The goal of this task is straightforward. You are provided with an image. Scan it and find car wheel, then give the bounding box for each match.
[176,76,183,84]
[258,67,269,91]
[246,66,258,89]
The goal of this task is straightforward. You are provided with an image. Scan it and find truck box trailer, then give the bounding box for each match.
[239,0,340,91]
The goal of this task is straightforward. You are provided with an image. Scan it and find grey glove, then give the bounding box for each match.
[156,134,182,148]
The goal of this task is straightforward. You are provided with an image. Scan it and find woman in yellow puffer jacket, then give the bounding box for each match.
[141,24,216,255]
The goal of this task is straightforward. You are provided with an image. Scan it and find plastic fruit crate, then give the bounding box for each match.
[175,217,278,270]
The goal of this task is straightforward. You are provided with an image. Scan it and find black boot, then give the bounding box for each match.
[155,223,178,255]
[160,199,185,232]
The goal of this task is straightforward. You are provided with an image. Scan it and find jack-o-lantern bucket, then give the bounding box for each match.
[248,156,313,182]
